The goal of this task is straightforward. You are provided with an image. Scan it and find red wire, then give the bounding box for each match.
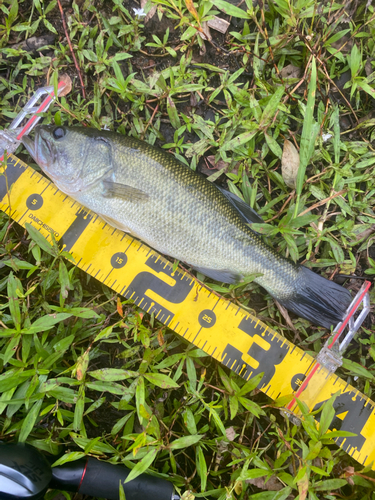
[328,281,371,348]
[78,458,89,490]
[286,363,320,410]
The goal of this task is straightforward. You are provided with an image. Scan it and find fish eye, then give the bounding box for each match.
[53,127,66,140]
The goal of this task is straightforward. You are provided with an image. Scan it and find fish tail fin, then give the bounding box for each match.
[277,266,352,329]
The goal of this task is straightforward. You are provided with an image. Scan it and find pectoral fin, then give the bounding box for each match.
[102,179,149,202]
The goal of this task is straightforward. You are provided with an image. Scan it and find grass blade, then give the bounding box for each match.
[124,447,158,483]
[295,57,317,217]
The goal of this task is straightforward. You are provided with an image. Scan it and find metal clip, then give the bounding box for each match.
[0,80,68,161]
[284,280,372,421]
[317,280,372,372]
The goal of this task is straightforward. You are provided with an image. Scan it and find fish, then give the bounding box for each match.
[21,125,352,328]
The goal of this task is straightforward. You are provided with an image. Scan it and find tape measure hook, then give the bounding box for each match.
[317,280,372,372]
[284,281,372,422]
[0,80,69,160]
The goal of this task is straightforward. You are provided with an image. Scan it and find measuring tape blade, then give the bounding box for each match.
[2,155,375,468]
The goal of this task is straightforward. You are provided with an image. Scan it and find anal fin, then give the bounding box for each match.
[193,266,242,284]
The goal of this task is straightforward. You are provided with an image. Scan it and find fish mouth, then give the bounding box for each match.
[21,134,38,163]
[21,125,83,194]
[21,126,56,174]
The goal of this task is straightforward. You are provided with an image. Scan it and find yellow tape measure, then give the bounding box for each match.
[2,155,375,468]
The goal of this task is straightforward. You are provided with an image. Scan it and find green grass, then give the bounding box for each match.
[1,0,375,499]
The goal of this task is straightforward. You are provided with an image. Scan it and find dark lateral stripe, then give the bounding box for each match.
[0,158,26,200]
[59,208,94,252]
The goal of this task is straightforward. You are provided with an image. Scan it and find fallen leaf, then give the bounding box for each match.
[247,475,283,491]
[275,300,299,338]
[199,38,207,55]
[59,74,72,96]
[141,0,157,22]
[341,466,370,487]
[246,477,266,489]
[352,223,375,242]
[184,0,200,24]
[157,329,164,346]
[280,64,302,81]
[198,21,212,41]
[207,16,230,34]
[75,347,91,381]
[225,426,236,441]
[202,155,239,176]
[365,57,373,77]
[344,466,355,477]
[282,139,300,189]
[206,155,228,170]
[117,296,123,317]
[332,34,353,53]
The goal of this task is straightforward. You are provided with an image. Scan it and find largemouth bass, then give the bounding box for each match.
[22,125,352,328]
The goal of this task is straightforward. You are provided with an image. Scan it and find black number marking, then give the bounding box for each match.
[123,255,193,326]
[26,193,43,210]
[291,373,306,391]
[111,252,127,269]
[0,158,26,200]
[59,208,94,252]
[313,391,374,453]
[198,309,216,328]
[222,316,289,388]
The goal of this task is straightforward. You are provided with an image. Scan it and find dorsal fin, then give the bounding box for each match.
[215,185,263,225]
